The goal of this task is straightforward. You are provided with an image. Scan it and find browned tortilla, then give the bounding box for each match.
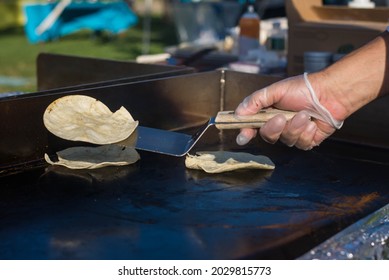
[43,95,138,144]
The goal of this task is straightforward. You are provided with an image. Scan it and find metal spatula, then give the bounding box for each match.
[133,108,296,157]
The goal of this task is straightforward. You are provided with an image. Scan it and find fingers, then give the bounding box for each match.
[260,112,323,150]
[279,112,311,147]
[259,114,288,144]
[236,128,257,146]
[294,121,317,150]
[235,89,266,146]
[236,111,331,150]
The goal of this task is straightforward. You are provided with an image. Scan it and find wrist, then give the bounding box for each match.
[312,32,389,121]
[307,71,350,122]
[303,72,343,129]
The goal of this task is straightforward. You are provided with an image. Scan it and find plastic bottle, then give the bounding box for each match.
[238,4,260,58]
[266,21,287,59]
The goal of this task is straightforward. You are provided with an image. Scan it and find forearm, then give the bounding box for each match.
[309,30,389,121]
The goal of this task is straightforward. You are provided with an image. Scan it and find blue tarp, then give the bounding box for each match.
[23,1,138,43]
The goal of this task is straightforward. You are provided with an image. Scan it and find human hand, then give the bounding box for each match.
[235,73,344,150]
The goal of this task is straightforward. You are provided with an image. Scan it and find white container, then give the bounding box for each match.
[304,51,333,73]
[348,0,375,8]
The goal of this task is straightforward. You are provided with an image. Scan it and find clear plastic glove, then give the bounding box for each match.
[235,73,344,150]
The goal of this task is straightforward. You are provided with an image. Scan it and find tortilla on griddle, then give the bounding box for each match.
[43,95,138,144]
[185,151,275,173]
[44,145,140,169]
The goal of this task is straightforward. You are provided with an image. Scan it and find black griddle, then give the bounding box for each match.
[1,66,389,259]
[36,53,194,92]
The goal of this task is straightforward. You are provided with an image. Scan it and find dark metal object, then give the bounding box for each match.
[134,125,193,156]
[179,46,219,67]
[36,53,194,91]
[1,69,389,259]
[133,117,217,157]
[1,134,389,260]
[167,45,238,71]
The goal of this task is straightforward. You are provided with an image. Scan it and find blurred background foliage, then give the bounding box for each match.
[0,0,178,93]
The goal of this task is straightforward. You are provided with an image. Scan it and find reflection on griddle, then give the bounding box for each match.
[43,164,139,184]
[318,192,380,217]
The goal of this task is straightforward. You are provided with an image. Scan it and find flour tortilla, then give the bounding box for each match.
[44,145,140,169]
[185,151,275,173]
[43,95,138,144]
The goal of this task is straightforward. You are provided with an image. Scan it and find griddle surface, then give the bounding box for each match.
[1,132,389,260]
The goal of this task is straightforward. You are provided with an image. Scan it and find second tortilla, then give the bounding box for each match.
[185,151,275,173]
[44,145,140,169]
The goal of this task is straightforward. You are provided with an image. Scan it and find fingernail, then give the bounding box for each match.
[292,112,310,129]
[242,97,250,109]
[236,134,250,146]
[235,99,249,115]
[306,121,317,133]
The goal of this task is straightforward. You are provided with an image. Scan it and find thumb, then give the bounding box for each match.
[235,88,269,116]
[235,86,285,117]
[235,88,274,146]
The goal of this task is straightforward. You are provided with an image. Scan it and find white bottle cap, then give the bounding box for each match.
[348,0,375,8]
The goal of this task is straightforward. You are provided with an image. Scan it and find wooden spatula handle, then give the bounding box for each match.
[215,108,297,129]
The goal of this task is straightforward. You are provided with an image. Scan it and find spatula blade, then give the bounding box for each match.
[135,126,193,157]
[131,109,296,157]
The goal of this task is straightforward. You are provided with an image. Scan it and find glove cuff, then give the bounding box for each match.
[303,72,344,129]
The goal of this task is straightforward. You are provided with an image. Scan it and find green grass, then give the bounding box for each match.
[0,16,178,93]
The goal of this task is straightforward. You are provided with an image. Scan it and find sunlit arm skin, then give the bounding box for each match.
[313,30,389,120]
[235,30,389,150]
